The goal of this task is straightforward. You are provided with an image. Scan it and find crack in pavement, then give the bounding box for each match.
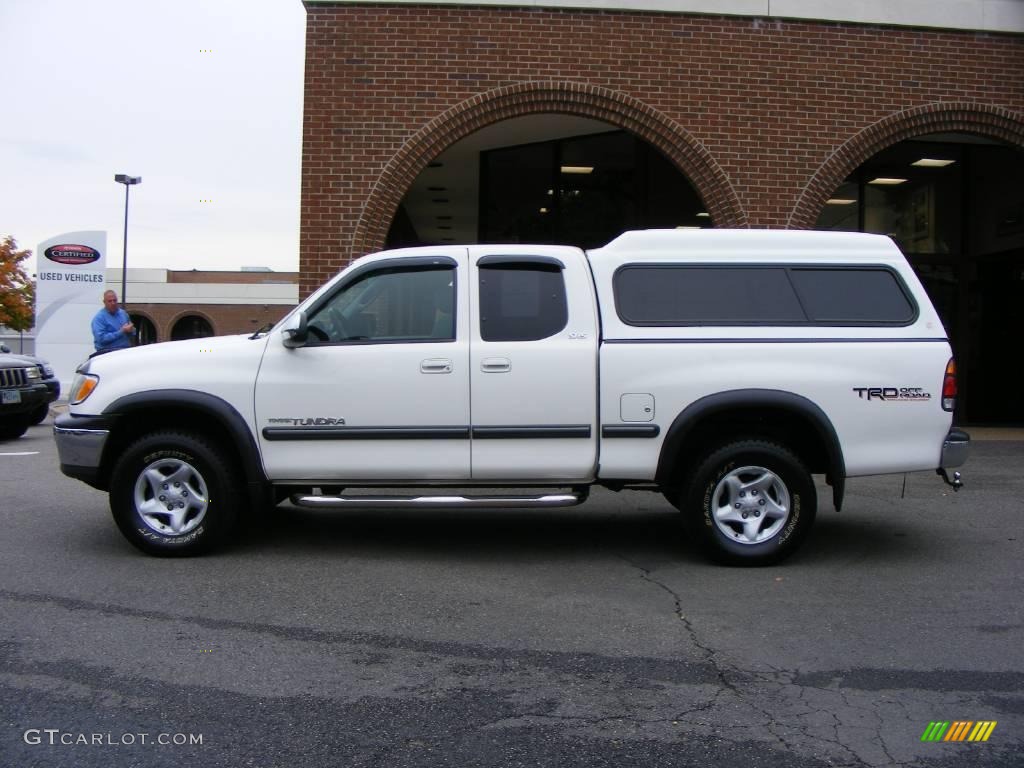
[610,555,1024,767]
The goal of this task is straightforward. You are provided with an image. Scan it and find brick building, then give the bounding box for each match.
[299,0,1024,422]
[110,267,298,345]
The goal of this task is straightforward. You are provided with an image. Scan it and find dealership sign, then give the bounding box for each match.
[34,231,108,392]
[43,244,103,266]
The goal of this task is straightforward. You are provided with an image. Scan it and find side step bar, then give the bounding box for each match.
[290,491,586,510]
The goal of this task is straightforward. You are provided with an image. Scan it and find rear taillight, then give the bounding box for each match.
[941,358,957,412]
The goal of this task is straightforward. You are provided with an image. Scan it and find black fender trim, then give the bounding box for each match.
[103,390,270,506]
[656,389,846,511]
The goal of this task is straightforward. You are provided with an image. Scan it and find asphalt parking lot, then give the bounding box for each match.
[1,418,1021,767]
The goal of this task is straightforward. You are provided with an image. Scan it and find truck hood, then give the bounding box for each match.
[75,334,270,415]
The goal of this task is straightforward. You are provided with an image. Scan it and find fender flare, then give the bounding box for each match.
[103,389,269,505]
[656,389,846,511]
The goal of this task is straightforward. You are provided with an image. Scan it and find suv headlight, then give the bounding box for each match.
[69,373,100,404]
[25,366,40,381]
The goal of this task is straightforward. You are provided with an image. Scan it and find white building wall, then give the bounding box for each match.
[307,0,1024,34]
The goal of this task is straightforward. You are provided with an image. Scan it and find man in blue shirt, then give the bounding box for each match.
[91,290,135,354]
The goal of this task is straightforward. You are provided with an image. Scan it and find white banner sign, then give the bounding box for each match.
[34,231,108,393]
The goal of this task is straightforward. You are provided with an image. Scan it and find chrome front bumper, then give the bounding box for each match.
[54,414,111,487]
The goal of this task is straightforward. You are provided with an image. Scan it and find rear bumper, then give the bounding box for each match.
[940,428,970,468]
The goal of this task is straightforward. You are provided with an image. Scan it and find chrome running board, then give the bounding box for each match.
[290,491,585,510]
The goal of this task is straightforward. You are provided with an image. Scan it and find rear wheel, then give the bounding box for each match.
[682,440,816,566]
[109,431,240,556]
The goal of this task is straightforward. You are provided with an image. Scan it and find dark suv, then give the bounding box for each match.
[0,345,60,425]
[0,355,50,440]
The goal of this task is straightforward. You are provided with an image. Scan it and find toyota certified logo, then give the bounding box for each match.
[44,244,101,265]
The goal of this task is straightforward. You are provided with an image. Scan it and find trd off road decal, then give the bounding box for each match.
[852,387,932,402]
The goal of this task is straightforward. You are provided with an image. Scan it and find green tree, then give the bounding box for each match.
[0,236,35,331]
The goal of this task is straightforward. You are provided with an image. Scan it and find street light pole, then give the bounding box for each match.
[113,174,141,304]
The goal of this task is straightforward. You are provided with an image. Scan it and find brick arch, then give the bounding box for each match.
[167,310,216,340]
[352,81,746,255]
[125,309,159,343]
[789,103,1024,229]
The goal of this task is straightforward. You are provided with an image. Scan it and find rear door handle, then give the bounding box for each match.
[481,357,511,373]
[420,358,453,374]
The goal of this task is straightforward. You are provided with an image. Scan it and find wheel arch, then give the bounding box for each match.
[99,390,270,507]
[656,389,846,511]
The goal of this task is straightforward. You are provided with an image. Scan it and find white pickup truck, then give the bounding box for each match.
[55,229,968,564]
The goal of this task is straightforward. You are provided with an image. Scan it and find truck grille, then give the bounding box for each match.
[0,368,27,388]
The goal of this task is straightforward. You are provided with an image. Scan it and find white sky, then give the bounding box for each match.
[0,0,306,275]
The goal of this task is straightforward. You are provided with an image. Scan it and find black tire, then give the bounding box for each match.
[682,440,816,566]
[29,404,49,425]
[109,431,240,556]
[0,417,29,440]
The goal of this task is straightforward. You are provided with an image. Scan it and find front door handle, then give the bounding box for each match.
[420,358,453,374]
[481,357,511,373]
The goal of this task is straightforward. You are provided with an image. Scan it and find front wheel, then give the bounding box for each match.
[109,431,240,556]
[0,417,29,440]
[29,404,49,425]
[682,440,816,566]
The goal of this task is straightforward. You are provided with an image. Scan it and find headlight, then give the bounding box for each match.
[69,373,100,404]
[25,366,40,381]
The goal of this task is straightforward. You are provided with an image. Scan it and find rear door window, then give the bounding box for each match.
[478,257,568,341]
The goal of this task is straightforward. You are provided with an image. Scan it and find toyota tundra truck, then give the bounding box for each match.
[54,229,969,564]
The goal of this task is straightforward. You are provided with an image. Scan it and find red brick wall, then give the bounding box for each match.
[128,304,293,342]
[300,5,1024,297]
[167,271,299,284]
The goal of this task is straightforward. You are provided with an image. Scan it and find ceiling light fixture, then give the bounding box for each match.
[560,166,593,175]
[868,177,908,185]
[696,212,710,218]
[912,158,955,167]
[826,198,857,205]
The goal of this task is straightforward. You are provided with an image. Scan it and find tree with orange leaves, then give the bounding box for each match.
[0,236,35,331]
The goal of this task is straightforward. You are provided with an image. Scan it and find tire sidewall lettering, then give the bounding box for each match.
[143,448,194,464]
[777,494,801,544]
[702,460,737,529]
[136,524,206,547]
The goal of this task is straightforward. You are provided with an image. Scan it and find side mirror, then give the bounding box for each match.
[281,311,309,349]
[0,344,9,353]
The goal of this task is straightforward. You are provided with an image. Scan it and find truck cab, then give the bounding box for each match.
[256,245,599,484]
